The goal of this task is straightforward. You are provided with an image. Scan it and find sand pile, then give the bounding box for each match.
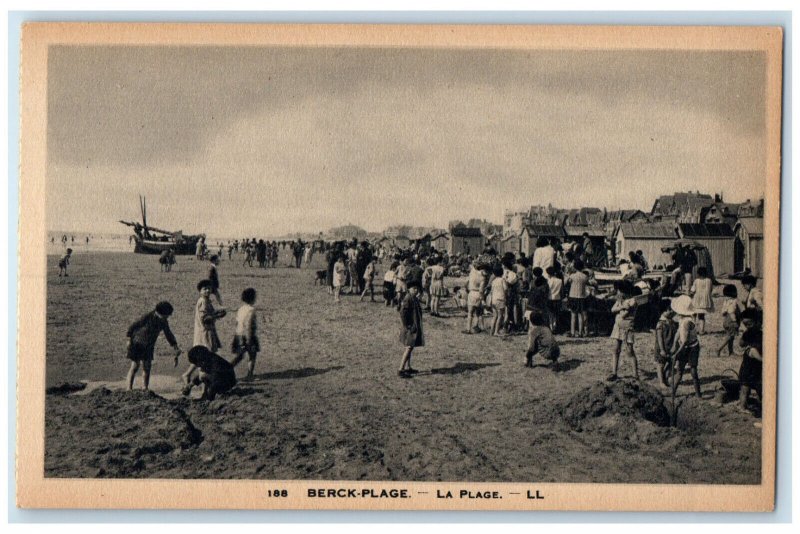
[561,379,674,448]
[45,388,202,478]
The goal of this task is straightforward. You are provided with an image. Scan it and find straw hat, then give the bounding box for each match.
[670,294,695,317]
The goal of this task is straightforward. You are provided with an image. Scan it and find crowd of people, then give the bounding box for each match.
[54,229,764,417]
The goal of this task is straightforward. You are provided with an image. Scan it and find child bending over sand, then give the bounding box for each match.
[182,346,237,400]
[525,312,560,368]
[125,301,182,390]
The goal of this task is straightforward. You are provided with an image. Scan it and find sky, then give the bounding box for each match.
[46,46,767,237]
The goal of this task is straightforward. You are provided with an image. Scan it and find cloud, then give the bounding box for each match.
[46,46,767,235]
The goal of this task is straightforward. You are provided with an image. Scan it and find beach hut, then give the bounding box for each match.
[616,223,677,268]
[564,226,607,265]
[430,232,450,252]
[500,233,521,255]
[734,218,763,277]
[677,223,736,276]
[448,227,483,256]
[520,225,567,257]
[393,235,411,249]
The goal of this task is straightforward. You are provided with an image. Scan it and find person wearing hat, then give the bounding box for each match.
[398,280,424,377]
[670,294,702,399]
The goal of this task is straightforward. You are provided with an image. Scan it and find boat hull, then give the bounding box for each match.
[133,237,199,255]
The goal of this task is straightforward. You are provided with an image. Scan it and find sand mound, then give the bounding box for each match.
[45,388,202,478]
[562,379,671,431]
[45,382,87,395]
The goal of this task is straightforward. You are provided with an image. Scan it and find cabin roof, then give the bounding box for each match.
[450,227,483,237]
[564,226,606,238]
[678,223,735,238]
[735,217,764,237]
[619,223,677,239]
[523,224,567,237]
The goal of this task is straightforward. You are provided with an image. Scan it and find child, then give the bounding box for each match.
[741,275,763,311]
[182,345,237,400]
[208,255,223,305]
[567,259,590,337]
[231,288,259,380]
[125,301,182,390]
[608,280,640,381]
[183,280,227,384]
[451,285,468,311]
[670,294,702,398]
[653,299,676,386]
[398,281,424,377]
[159,249,170,272]
[333,254,347,303]
[463,263,489,334]
[716,284,741,357]
[490,265,508,336]
[428,256,446,317]
[525,312,560,368]
[383,261,398,307]
[395,258,409,310]
[737,327,763,414]
[526,276,550,327]
[545,266,563,333]
[58,248,72,277]
[690,266,714,334]
[360,258,377,302]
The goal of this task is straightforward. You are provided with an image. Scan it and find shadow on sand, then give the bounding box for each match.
[252,366,345,381]
[552,359,583,373]
[429,362,501,375]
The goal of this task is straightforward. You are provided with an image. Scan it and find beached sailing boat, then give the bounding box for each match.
[119,195,205,255]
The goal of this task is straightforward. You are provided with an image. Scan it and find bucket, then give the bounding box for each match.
[720,379,741,400]
[719,368,741,401]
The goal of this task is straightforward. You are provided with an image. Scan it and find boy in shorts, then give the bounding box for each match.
[125,301,182,390]
[231,288,260,380]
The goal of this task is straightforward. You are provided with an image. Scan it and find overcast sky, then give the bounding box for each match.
[46,46,767,236]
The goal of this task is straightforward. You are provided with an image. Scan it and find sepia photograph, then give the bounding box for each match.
[16,23,782,511]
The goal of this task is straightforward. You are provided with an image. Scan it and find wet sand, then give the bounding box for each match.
[44,251,761,482]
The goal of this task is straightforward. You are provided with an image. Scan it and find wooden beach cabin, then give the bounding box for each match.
[734,218,764,278]
[430,232,450,252]
[500,233,521,255]
[520,225,567,257]
[677,223,736,277]
[616,223,676,268]
[565,225,607,265]
[393,235,412,249]
[448,227,483,256]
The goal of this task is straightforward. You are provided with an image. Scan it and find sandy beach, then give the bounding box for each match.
[44,250,761,482]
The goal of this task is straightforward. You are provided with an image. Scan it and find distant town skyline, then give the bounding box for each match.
[47,46,767,236]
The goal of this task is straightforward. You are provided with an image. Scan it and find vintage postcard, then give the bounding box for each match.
[16,23,782,511]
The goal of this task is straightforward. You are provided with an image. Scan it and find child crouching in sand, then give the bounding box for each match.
[231,288,259,380]
[125,301,182,390]
[181,346,237,400]
[525,312,560,369]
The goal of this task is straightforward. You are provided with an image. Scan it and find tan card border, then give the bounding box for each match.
[16,23,783,512]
